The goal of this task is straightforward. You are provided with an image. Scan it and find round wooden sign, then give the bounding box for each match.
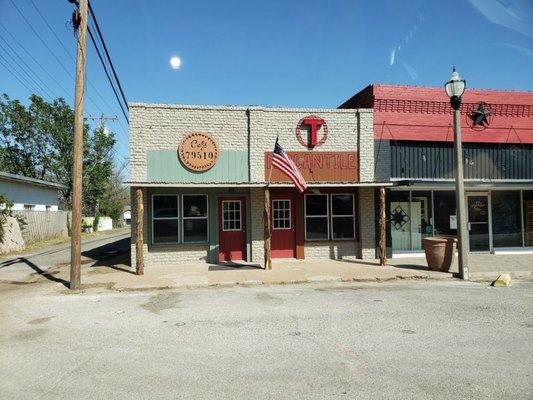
[178,132,219,172]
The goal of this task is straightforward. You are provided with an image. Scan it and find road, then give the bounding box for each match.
[0,280,531,399]
[0,228,130,286]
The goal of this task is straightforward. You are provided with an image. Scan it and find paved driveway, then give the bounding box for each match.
[0,228,130,286]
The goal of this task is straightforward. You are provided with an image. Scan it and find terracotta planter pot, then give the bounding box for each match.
[423,237,457,272]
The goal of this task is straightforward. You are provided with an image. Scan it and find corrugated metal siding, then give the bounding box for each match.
[391,141,533,180]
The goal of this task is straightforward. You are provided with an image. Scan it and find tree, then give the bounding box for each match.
[99,159,129,222]
[0,94,117,212]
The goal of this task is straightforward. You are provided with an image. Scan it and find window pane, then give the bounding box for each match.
[433,191,457,237]
[183,219,208,242]
[331,194,353,215]
[183,195,207,217]
[492,191,522,247]
[306,195,327,216]
[332,217,354,239]
[306,217,328,240]
[411,191,433,251]
[153,219,179,243]
[153,196,178,218]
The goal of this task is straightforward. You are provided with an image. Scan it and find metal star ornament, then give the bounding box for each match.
[469,102,492,130]
[390,205,410,230]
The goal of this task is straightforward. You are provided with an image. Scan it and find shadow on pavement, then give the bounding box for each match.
[0,257,70,288]
[82,237,134,273]
[209,262,263,271]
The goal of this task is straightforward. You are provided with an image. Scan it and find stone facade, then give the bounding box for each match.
[129,103,377,268]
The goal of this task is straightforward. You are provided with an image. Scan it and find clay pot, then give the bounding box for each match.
[423,237,457,272]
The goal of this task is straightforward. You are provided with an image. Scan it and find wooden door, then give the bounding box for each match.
[271,197,296,258]
[218,197,246,262]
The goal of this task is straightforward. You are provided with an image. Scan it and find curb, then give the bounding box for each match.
[106,272,451,293]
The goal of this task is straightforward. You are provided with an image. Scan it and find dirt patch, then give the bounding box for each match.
[28,316,55,325]
[141,292,182,314]
[255,292,284,305]
[13,328,47,341]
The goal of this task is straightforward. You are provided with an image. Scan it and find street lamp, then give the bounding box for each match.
[444,67,469,280]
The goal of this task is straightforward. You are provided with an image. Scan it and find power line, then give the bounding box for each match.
[87,1,128,112]
[87,26,129,122]
[0,43,51,98]
[0,56,35,94]
[0,36,59,99]
[0,22,74,102]
[29,0,120,119]
[7,0,105,114]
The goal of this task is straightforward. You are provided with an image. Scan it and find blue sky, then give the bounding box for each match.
[0,0,532,168]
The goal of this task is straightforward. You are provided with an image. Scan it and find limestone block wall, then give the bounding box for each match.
[129,104,249,183]
[248,108,362,183]
[250,187,264,264]
[358,187,376,259]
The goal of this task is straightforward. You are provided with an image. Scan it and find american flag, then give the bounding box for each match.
[271,139,307,193]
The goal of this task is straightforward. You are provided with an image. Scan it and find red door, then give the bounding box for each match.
[271,197,296,258]
[218,197,246,262]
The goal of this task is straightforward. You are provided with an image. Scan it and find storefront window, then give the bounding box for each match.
[491,191,522,248]
[390,191,411,251]
[182,195,208,243]
[524,191,533,247]
[433,191,457,237]
[305,194,328,240]
[153,195,179,243]
[331,194,355,239]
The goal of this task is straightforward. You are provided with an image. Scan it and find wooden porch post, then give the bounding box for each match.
[264,187,272,270]
[135,187,144,275]
[379,186,387,266]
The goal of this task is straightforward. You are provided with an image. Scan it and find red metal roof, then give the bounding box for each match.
[340,84,533,144]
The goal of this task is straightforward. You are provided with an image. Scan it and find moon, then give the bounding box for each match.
[170,56,181,70]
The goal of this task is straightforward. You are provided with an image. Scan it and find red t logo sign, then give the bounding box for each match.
[303,118,325,147]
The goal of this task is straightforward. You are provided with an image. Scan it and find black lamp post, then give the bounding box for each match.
[444,67,469,280]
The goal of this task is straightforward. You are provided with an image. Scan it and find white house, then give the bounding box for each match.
[0,172,66,211]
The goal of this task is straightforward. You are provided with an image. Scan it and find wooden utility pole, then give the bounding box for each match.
[263,187,272,270]
[70,0,88,290]
[379,186,387,266]
[135,187,144,275]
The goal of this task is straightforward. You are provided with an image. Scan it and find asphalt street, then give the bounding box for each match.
[1,280,531,399]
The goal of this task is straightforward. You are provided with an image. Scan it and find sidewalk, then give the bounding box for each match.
[66,258,453,291]
[388,252,533,282]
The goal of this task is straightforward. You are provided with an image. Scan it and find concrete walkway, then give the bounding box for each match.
[388,252,533,281]
[41,257,453,292]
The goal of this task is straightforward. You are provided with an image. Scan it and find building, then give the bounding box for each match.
[128,104,386,268]
[0,172,65,211]
[340,84,533,256]
[123,206,131,225]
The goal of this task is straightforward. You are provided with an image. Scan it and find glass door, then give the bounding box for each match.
[467,194,490,252]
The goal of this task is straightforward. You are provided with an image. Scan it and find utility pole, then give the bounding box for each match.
[70,0,88,290]
[88,113,118,134]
